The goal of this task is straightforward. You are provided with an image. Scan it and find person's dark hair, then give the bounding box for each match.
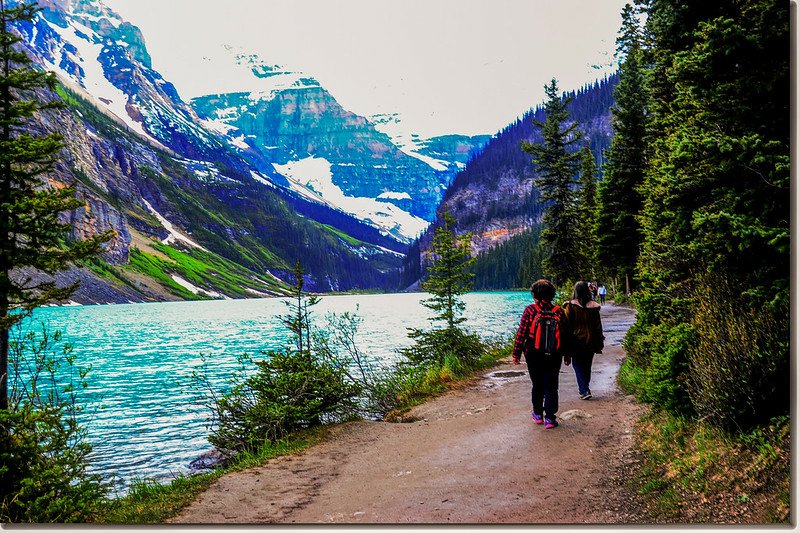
[572,281,591,306]
[531,279,556,302]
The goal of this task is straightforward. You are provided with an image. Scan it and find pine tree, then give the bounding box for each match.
[638,0,788,303]
[403,209,484,368]
[578,143,598,274]
[280,260,320,356]
[421,209,475,330]
[595,3,648,296]
[521,78,584,285]
[624,0,789,428]
[0,1,109,410]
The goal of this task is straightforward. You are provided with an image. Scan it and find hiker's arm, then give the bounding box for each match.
[560,307,572,365]
[593,310,605,353]
[511,307,532,364]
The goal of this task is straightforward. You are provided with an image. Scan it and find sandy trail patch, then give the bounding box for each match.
[171,304,643,525]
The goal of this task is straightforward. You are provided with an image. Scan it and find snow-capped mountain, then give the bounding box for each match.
[370,113,489,174]
[190,49,489,241]
[8,0,414,297]
[17,0,293,189]
[7,0,495,298]
[17,0,488,241]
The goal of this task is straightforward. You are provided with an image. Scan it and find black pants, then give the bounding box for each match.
[525,352,562,419]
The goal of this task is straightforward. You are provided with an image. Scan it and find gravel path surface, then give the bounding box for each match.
[171,304,646,525]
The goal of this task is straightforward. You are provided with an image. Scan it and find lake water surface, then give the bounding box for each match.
[22,291,531,493]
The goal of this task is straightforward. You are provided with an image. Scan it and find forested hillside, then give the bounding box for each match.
[411,76,616,290]
[613,0,789,426]
[602,0,789,521]
[444,77,614,232]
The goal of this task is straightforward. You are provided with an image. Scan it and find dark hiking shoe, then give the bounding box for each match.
[544,417,558,429]
[580,390,593,400]
[531,412,544,424]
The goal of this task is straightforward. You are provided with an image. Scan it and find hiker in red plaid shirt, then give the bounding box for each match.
[512,279,571,429]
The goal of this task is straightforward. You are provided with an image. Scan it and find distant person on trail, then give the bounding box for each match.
[589,282,598,301]
[563,281,605,400]
[598,284,607,305]
[512,279,570,429]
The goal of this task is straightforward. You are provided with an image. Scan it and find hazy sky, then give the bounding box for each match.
[103,0,628,137]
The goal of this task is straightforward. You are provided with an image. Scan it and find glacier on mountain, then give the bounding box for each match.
[273,157,428,241]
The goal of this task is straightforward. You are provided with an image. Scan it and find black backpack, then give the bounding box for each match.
[526,303,563,356]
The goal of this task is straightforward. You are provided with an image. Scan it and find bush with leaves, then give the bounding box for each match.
[400,327,487,370]
[687,275,789,432]
[313,310,405,419]
[208,347,360,453]
[637,322,696,416]
[197,262,361,454]
[0,325,107,523]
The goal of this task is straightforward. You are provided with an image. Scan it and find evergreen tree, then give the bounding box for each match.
[595,2,648,295]
[403,209,485,368]
[421,209,475,330]
[280,260,319,356]
[624,0,789,429]
[521,78,585,285]
[471,226,543,290]
[578,143,598,274]
[0,1,109,410]
[638,0,788,304]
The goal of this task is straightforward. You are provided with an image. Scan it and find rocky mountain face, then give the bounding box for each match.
[419,76,617,258]
[8,0,494,301]
[191,56,489,240]
[18,0,271,174]
[9,0,424,300]
[31,83,410,301]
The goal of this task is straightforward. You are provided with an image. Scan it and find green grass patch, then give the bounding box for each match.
[125,248,203,300]
[122,241,292,300]
[151,243,289,297]
[317,223,364,247]
[627,410,790,523]
[617,356,645,396]
[389,338,511,419]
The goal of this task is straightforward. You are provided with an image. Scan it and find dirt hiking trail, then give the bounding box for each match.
[172,304,645,525]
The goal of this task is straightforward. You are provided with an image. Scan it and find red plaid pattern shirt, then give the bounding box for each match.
[512,299,564,363]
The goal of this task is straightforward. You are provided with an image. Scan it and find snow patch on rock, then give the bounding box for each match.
[142,199,207,251]
[273,157,428,241]
[170,274,221,298]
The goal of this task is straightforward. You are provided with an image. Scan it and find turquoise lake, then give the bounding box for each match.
[21,291,531,494]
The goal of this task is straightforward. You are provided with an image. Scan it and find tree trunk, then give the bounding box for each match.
[1,0,10,411]
[0,322,7,411]
[0,294,8,411]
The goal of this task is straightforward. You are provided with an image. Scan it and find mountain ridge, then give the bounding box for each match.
[9,0,436,299]
[403,76,618,289]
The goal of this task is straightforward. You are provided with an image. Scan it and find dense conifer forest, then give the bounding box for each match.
[442,76,617,231]
[470,227,543,290]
